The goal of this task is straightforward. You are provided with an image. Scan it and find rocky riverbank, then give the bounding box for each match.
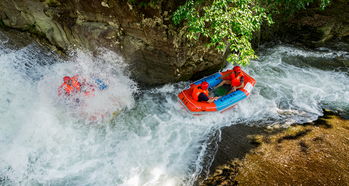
[201,110,349,185]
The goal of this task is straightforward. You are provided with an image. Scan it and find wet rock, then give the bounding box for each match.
[256,0,349,49]
[0,0,224,85]
[204,124,273,174]
[202,111,349,185]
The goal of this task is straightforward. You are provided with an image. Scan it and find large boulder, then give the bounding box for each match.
[0,0,224,85]
[257,0,349,48]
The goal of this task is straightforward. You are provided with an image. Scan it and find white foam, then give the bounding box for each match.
[0,40,348,186]
[0,44,138,184]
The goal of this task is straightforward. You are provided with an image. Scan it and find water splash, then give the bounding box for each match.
[1,32,349,186]
[38,49,137,123]
[0,42,137,185]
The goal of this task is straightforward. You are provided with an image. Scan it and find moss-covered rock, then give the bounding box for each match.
[0,0,224,85]
[201,111,349,185]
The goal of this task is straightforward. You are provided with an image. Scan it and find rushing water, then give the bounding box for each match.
[0,30,348,185]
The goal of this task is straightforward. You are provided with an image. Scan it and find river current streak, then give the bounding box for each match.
[0,31,348,185]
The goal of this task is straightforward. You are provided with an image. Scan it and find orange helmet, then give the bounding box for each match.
[233,66,241,73]
[200,81,209,90]
[63,76,71,83]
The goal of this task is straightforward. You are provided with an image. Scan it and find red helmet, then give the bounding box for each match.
[200,81,209,90]
[233,66,241,73]
[63,76,71,83]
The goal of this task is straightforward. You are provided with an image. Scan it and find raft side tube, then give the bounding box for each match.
[178,69,256,114]
[192,72,222,88]
[178,89,218,112]
[214,90,247,111]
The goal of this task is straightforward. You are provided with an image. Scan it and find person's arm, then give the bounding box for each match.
[207,96,220,103]
[214,80,225,89]
[198,93,219,103]
[227,87,236,95]
[235,82,245,90]
[227,77,245,94]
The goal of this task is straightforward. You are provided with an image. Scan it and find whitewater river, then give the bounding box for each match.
[0,31,348,185]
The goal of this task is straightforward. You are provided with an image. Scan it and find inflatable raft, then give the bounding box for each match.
[178,70,256,114]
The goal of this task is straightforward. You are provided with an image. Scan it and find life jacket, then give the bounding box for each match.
[58,83,74,96]
[71,76,81,92]
[191,85,209,101]
[230,72,243,87]
[223,70,234,80]
[58,78,82,96]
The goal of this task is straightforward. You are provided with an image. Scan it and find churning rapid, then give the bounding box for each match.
[1,30,349,185]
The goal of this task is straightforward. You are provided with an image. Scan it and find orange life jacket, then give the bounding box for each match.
[192,85,209,101]
[71,76,81,92]
[58,83,73,96]
[58,80,82,96]
[223,70,234,80]
[230,72,243,87]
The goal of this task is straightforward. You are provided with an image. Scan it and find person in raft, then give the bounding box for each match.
[192,81,219,103]
[58,75,82,96]
[214,66,245,94]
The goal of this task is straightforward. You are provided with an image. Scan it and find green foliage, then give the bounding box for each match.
[173,0,272,65]
[172,0,331,65]
[319,0,331,9]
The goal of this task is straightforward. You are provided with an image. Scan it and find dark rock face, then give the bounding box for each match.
[0,0,224,85]
[1,1,347,85]
[258,0,349,48]
[289,1,349,47]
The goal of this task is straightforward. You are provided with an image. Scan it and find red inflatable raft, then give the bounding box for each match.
[178,70,256,114]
